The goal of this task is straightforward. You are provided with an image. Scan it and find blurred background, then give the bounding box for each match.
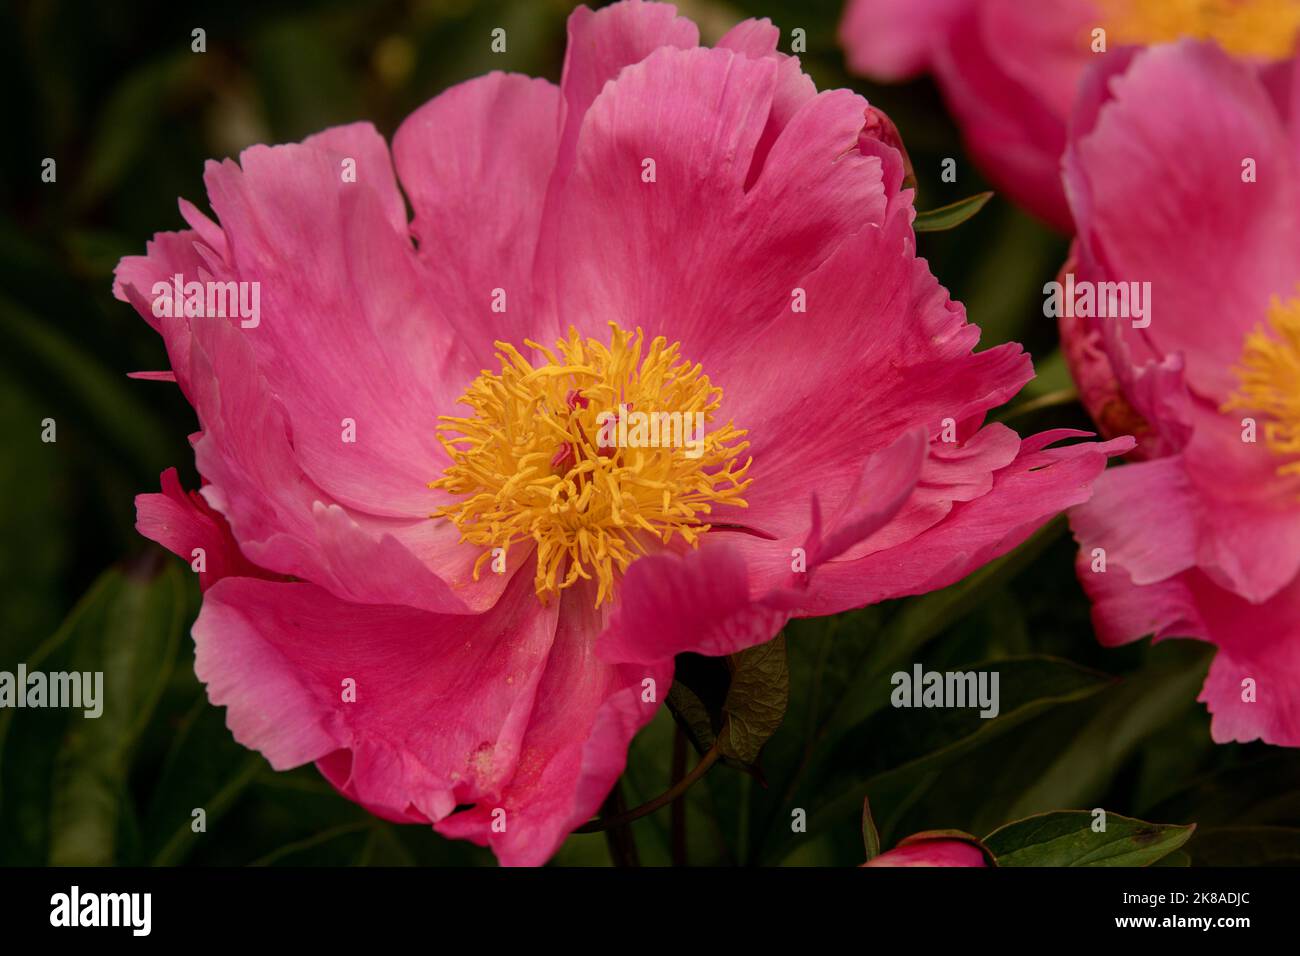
[1,0,1295,867]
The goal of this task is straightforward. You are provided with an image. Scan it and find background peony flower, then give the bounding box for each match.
[839,0,1300,231]
[116,0,1128,865]
[1062,41,1300,746]
[862,831,989,867]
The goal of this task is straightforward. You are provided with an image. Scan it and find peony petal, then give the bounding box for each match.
[1197,575,1300,747]
[135,467,283,590]
[928,0,1081,229]
[1075,561,1300,746]
[598,428,927,663]
[201,123,471,517]
[1074,560,1206,649]
[720,209,1030,539]
[392,72,563,364]
[839,0,971,81]
[800,433,1134,615]
[863,837,988,867]
[717,17,819,188]
[1067,41,1300,399]
[597,543,797,664]
[185,314,500,614]
[555,0,699,178]
[113,229,213,404]
[1182,404,1300,602]
[540,44,891,370]
[195,562,560,823]
[1068,454,1198,586]
[435,581,670,865]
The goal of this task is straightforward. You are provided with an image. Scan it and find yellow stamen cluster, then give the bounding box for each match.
[1096,0,1300,59]
[1223,295,1300,477]
[431,323,752,606]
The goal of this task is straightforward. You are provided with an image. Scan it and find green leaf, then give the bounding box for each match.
[1019,348,1073,399]
[985,811,1195,867]
[832,656,1111,786]
[1185,826,1300,866]
[863,644,1212,845]
[0,293,173,475]
[764,654,1110,865]
[718,635,789,765]
[145,698,265,865]
[249,822,375,866]
[750,519,1070,865]
[73,54,199,210]
[48,561,187,865]
[731,608,885,860]
[663,652,729,754]
[356,826,418,866]
[995,640,1211,823]
[0,560,187,866]
[817,518,1068,743]
[665,680,717,755]
[994,387,1079,424]
[914,192,993,232]
[1145,751,1300,827]
[0,374,69,657]
[862,796,881,861]
[949,205,1068,347]
[664,637,789,775]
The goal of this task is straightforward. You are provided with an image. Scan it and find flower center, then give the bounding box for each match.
[1096,0,1300,58]
[431,323,751,606]
[1223,294,1300,476]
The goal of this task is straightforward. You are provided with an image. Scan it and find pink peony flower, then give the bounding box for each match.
[116,0,1128,865]
[862,832,989,867]
[1062,41,1300,746]
[839,0,1300,230]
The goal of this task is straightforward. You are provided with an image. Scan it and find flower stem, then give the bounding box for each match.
[671,727,688,866]
[578,744,721,834]
[599,779,640,867]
